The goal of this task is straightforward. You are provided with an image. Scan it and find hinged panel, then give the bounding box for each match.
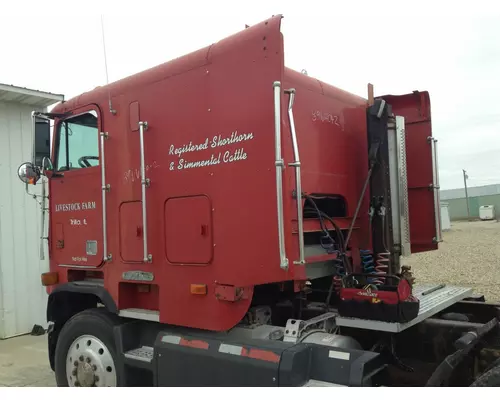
[164,195,213,264]
[119,201,144,262]
[380,91,439,253]
[129,101,140,132]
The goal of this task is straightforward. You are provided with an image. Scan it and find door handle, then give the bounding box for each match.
[200,224,208,237]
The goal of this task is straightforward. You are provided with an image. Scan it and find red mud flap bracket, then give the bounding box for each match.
[153,332,385,386]
[214,284,249,302]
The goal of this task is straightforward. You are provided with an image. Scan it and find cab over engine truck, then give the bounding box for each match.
[17,15,500,387]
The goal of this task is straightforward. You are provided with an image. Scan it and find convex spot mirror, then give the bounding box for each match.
[18,162,41,185]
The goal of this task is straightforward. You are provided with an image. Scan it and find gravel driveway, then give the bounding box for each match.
[404,220,500,302]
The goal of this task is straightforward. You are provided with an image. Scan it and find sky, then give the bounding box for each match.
[2,1,499,190]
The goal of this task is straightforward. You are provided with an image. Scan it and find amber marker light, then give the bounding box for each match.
[41,272,59,286]
[190,284,207,295]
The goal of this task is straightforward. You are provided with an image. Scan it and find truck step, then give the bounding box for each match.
[119,308,160,322]
[335,284,474,333]
[124,346,154,363]
[304,379,345,387]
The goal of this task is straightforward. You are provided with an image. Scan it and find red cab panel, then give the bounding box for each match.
[381,91,440,253]
[119,201,144,262]
[164,196,213,265]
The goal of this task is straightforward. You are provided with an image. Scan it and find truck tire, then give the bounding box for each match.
[470,365,500,387]
[54,308,123,387]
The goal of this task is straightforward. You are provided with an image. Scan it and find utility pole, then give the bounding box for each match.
[463,169,470,221]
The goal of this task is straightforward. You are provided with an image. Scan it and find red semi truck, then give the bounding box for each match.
[18,15,500,387]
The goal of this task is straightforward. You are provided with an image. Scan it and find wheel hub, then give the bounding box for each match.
[66,334,116,387]
[75,361,96,387]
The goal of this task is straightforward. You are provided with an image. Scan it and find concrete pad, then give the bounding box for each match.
[0,334,55,387]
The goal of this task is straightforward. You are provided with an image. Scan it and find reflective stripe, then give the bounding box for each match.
[328,350,350,360]
[161,335,209,349]
[179,338,209,350]
[242,348,280,363]
[161,335,181,345]
[219,344,280,363]
[219,344,243,355]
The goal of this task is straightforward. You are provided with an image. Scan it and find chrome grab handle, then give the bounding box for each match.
[100,132,111,262]
[285,88,305,265]
[273,82,288,270]
[139,121,152,262]
[31,111,36,166]
[429,136,442,243]
[39,176,47,261]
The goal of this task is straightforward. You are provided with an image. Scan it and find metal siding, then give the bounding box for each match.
[446,194,500,221]
[0,101,49,339]
[0,83,64,108]
[447,198,470,221]
[441,184,500,201]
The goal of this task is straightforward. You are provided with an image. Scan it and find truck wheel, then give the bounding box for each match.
[54,308,122,387]
[470,365,500,387]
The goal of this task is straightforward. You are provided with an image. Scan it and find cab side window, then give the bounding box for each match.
[56,111,99,171]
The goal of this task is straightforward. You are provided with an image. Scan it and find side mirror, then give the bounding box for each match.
[18,162,41,185]
[33,114,51,167]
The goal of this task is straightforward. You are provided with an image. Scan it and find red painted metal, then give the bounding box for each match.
[214,284,249,302]
[49,103,104,268]
[380,91,437,253]
[179,338,210,350]
[46,15,436,332]
[240,348,281,364]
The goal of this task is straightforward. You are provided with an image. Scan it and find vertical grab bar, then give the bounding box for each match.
[31,111,36,165]
[100,131,111,261]
[39,177,46,261]
[273,82,288,270]
[285,88,305,265]
[139,121,152,262]
[429,136,442,243]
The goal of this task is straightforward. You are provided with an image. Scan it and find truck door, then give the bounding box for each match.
[380,91,441,253]
[50,106,104,267]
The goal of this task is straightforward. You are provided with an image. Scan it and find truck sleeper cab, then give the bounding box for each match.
[16,15,500,387]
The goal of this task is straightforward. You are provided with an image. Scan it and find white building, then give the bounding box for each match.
[0,83,64,339]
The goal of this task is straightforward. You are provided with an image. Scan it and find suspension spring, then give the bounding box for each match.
[374,252,390,285]
[360,249,375,272]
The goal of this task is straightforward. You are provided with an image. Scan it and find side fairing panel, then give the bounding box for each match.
[102,15,287,331]
[381,91,440,253]
[282,68,371,257]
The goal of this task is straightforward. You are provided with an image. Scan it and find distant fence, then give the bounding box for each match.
[445,194,500,221]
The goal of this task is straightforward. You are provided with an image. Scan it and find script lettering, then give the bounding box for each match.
[168,130,253,171]
[123,161,160,184]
